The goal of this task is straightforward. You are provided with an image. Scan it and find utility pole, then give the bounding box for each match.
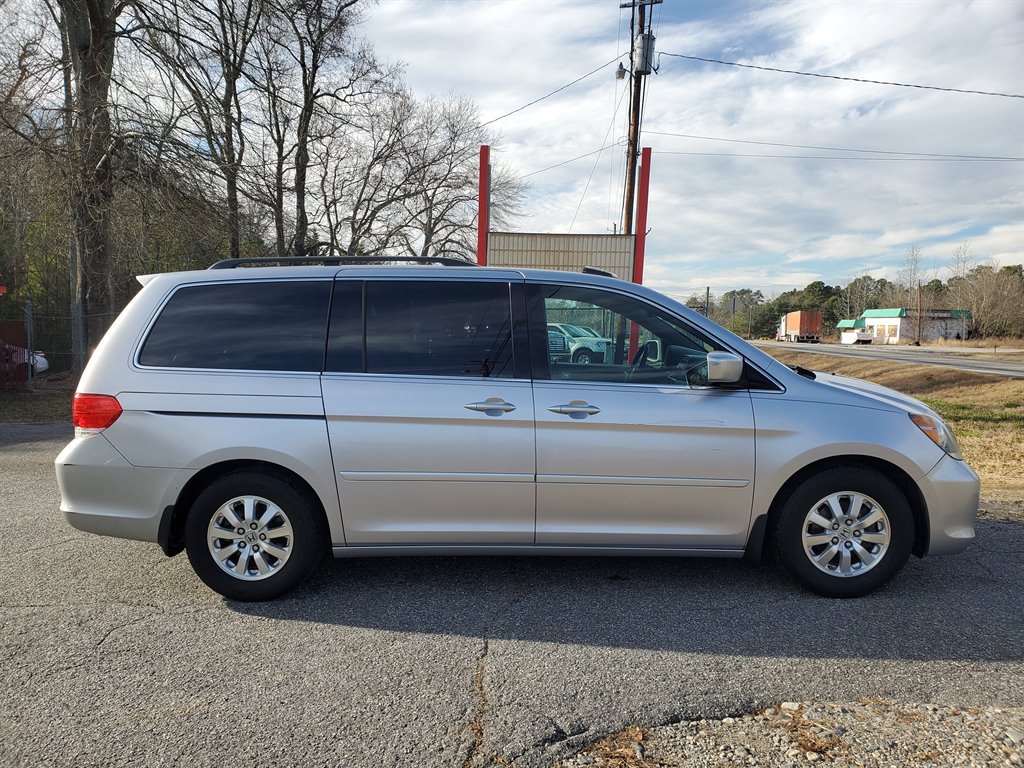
[916,281,922,345]
[620,0,660,236]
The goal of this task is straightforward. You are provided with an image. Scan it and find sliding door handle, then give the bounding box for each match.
[465,398,517,414]
[548,401,601,416]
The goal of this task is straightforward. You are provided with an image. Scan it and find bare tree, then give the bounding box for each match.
[248,0,383,258]
[948,242,976,316]
[947,242,1024,338]
[277,0,370,258]
[136,0,264,260]
[249,18,295,258]
[398,95,524,260]
[313,90,525,260]
[1,0,528,364]
[58,0,125,351]
[885,245,922,307]
[318,88,423,256]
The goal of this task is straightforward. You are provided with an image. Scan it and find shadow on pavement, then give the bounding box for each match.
[230,519,1022,663]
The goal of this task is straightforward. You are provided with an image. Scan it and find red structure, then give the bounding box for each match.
[633,147,651,286]
[477,145,490,266]
[477,144,653,290]
[0,319,28,390]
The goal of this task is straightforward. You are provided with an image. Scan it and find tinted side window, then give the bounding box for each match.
[139,281,331,372]
[363,281,513,377]
[325,281,363,372]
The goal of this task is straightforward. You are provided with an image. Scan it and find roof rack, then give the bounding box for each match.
[208,256,478,270]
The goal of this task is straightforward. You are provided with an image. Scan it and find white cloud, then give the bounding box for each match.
[363,0,1023,294]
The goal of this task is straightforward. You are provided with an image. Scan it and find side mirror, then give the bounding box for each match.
[644,338,662,364]
[707,351,743,384]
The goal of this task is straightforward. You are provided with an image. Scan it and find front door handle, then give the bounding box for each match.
[465,398,517,415]
[548,400,601,416]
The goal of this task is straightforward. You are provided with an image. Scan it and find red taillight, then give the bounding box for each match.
[73,394,123,430]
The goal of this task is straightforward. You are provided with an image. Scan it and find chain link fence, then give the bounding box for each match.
[0,314,30,390]
[1,302,119,390]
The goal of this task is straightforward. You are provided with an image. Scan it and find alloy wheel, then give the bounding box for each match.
[801,491,891,577]
[206,495,294,581]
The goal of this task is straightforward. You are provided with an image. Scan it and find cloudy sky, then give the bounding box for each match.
[364,0,1024,300]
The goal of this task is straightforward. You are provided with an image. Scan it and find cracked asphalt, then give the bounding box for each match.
[2,423,1022,767]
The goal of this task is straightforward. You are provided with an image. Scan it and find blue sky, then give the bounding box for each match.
[364,0,1024,300]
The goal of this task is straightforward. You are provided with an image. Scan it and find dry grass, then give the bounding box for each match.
[768,349,1024,495]
[931,336,1024,352]
[768,706,849,759]
[767,338,1024,358]
[578,725,670,768]
[0,388,73,422]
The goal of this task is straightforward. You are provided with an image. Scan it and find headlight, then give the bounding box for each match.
[909,413,963,460]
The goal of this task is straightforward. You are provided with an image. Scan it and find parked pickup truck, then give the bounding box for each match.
[547,322,613,364]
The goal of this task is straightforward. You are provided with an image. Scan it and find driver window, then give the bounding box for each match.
[539,284,723,386]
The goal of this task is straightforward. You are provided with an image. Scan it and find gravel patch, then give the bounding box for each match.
[979,497,1024,523]
[557,701,1024,767]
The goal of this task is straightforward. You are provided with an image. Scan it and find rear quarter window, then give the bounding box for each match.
[139,280,332,372]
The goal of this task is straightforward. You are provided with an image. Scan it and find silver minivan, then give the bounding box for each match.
[56,260,979,600]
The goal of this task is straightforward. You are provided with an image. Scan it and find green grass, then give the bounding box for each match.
[921,398,1024,429]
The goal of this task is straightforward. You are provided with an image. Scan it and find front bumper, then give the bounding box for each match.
[920,453,979,556]
[55,434,190,543]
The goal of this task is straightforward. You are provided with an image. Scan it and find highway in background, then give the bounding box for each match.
[755,341,1024,379]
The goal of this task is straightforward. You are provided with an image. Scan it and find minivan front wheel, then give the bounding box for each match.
[185,472,324,600]
[775,467,913,598]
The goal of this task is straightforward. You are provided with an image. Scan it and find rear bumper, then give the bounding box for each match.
[55,434,189,544]
[921,454,979,556]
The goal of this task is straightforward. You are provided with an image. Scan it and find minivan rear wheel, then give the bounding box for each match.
[775,467,913,598]
[185,472,324,600]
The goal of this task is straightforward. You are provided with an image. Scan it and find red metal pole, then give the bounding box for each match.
[477,145,490,265]
[633,147,651,285]
[628,147,652,361]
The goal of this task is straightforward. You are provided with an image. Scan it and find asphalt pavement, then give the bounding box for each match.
[2,424,1022,767]
[755,341,1024,378]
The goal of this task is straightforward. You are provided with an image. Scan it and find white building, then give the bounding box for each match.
[858,308,971,344]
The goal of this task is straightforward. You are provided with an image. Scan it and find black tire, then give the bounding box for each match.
[573,349,594,365]
[185,471,325,601]
[775,467,913,598]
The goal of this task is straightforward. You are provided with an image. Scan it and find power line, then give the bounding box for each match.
[519,141,626,180]
[478,56,621,128]
[658,52,1024,99]
[651,150,1021,161]
[571,83,631,232]
[645,130,1024,161]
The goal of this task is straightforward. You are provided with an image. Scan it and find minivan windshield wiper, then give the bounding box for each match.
[789,365,816,380]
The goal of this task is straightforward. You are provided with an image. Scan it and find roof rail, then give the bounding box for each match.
[208,256,478,270]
